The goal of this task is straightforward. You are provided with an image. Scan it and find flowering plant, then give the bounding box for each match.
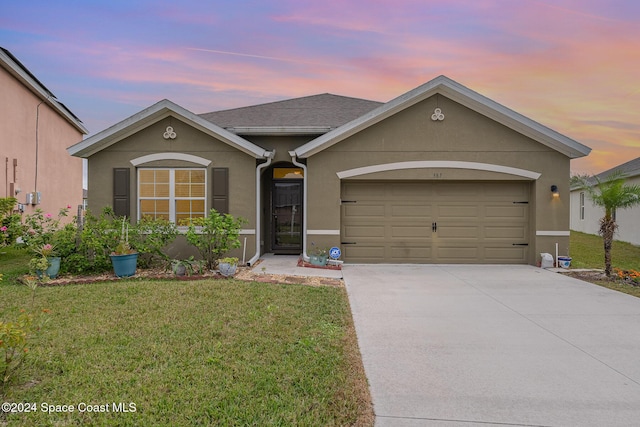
[34,243,56,257]
[0,225,7,246]
[614,268,640,285]
[22,207,69,248]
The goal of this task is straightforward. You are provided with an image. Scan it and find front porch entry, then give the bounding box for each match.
[262,163,304,255]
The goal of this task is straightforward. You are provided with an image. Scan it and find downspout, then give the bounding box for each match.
[289,151,309,262]
[247,151,274,266]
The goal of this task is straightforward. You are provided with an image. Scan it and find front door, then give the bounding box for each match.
[271,180,303,254]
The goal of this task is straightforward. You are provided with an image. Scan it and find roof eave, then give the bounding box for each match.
[67,100,268,159]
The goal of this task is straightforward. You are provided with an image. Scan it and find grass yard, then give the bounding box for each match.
[569,231,640,298]
[0,246,30,284]
[0,255,372,426]
[569,231,640,271]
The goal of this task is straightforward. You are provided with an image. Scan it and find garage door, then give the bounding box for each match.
[341,181,530,263]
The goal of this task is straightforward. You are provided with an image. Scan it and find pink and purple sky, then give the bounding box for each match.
[2,0,639,174]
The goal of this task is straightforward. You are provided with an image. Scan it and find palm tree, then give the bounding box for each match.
[580,170,640,277]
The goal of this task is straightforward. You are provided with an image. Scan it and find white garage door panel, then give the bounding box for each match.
[341,181,530,263]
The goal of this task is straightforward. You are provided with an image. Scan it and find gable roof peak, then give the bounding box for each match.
[67,98,268,158]
[294,75,591,159]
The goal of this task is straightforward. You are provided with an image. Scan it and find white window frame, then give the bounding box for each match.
[137,168,207,223]
[579,191,585,220]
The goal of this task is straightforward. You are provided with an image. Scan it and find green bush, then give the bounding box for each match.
[133,216,179,269]
[60,208,120,273]
[0,197,20,246]
[184,209,246,270]
[61,209,179,274]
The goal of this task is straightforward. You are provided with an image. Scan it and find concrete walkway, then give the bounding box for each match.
[343,264,640,427]
[251,253,343,279]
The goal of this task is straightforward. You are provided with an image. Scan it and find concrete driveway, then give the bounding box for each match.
[342,265,640,427]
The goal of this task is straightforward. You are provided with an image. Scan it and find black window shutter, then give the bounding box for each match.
[113,168,130,217]
[211,168,229,214]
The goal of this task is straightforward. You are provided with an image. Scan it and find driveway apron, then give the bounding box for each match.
[343,264,640,427]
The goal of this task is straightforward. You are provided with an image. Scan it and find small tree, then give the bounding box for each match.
[184,209,246,270]
[580,171,640,277]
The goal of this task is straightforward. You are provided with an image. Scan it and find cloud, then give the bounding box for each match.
[185,47,337,67]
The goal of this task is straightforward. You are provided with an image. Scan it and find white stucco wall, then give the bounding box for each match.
[570,175,640,246]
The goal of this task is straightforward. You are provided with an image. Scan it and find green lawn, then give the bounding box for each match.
[569,231,640,298]
[0,246,30,284]
[1,254,372,426]
[570,231,640,271]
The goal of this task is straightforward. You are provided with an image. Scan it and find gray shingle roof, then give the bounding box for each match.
[199,93,383,130]
[596,156,640,180]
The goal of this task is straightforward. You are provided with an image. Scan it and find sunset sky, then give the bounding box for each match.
[2,0,639,174]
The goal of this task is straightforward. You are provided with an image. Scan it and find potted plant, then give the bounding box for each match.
[31,243,61,279]
[309,246,329,266]
[110,217,138,277]
[172,259,191,277]
[218,257,239,277]
[171,257,204,277]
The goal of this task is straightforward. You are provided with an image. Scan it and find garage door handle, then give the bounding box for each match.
[432,222,437,232]
[512,243,529,246]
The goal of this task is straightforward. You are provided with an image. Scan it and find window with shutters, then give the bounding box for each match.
[138,168,206,223]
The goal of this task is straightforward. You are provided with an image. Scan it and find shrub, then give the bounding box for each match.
[62,208,121,274]
[133,216,179,268]
[0,197,21,246]
[184,209,246,270]
[21,207,69,250]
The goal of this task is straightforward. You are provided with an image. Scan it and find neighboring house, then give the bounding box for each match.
[68,75,591,265]
[570,157,640,246]
[0,47,87,216]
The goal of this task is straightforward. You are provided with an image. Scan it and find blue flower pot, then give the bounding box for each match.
[37,256,61,279]
[110,253,138,277]
[47,256,61,279]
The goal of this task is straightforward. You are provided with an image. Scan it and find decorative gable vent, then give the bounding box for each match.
[163,126,177,140]
[431,108,444,121]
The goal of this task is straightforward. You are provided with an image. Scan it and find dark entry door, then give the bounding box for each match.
[271,180,303,253]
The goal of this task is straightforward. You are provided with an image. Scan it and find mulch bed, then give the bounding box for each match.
[31,260,344,288]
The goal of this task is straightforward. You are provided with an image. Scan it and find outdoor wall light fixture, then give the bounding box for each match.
[551,185,559,198]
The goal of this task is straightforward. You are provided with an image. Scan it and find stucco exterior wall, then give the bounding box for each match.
[0,67,84,219]
[305,94,572,264]
[87,116,257,259]
[571,175,640,246]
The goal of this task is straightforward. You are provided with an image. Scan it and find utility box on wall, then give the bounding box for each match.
[26,192,41,205]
